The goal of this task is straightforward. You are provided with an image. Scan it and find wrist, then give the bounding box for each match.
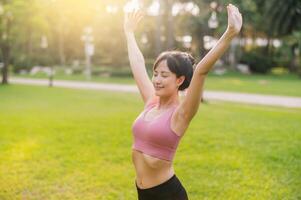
[222,30,237,41]
[125,31,134,37]
[125,32,135,41]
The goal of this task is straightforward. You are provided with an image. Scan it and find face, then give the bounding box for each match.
[152,60,185,97]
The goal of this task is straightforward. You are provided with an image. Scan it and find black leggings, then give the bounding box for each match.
[135,174,188,200]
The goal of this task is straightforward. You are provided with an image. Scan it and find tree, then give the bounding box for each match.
[0,1,13,84]
[265,0,301,72]
[0,0,45,84]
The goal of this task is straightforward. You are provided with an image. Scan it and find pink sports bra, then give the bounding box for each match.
[132,99,182,161]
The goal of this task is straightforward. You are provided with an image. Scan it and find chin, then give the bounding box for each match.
[155,90,163,96]
[155,90,174,98]
[154,88,166,96]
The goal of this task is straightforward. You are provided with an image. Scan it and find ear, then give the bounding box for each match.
[176,76,185,87]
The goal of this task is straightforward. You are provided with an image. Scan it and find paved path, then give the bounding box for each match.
[10,77,301,108]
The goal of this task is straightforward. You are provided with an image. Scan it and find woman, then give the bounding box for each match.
[124,4,242,200]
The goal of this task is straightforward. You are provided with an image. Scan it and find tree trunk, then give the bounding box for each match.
[198,29,206,59]
[58,26,66,66]
[26,29,33,66]
[155,8,162,55]
[1,16,12,85]
[166,0,174,49]
[58,11,66,67]
[1,45,10,84]
[290,44,299,72]
[198,25,206,58]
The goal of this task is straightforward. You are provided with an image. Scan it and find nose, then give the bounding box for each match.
[153,76,162,85]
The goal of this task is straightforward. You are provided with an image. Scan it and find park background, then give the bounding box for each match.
[0,0,300,199]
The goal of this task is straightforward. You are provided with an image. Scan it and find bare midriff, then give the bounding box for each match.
[132,149,175,189]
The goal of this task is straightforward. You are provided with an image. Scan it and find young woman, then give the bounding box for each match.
[124,4,242,200]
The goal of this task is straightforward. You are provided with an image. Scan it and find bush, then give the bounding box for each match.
[91,68,110,76]
[240,50,274,74]
[91,67,133,78]
[12,65,31,74]
[110,69,133,78]
[270,67,289,75]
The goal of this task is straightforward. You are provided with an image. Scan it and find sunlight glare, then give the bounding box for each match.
[124,0,141,13]
[147,0,160,16]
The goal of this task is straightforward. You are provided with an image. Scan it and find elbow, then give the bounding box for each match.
[198,71,209,76]
[196,70,209,78]
[195,65,210,76]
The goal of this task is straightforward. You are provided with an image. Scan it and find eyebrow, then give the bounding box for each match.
[154,70,170,74]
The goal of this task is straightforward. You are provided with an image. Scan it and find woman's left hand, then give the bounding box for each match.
[225,4,243,38]
[124,10,143,34]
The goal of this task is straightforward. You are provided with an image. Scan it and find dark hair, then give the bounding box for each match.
[153,51,195,91]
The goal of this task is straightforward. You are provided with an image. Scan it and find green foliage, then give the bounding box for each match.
[1,0,301,81]
[264,0,301,36]
[270,67,289,75]
[240,49,274,74]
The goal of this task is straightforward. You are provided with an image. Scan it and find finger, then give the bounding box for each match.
[132,14,141,25]
[228,4,235,15]
[133,11,140,22]
[227,5,231,16]
[127,11,131,19]
[238,13,243,22]
[134,10,140,20]
[232,5,240,15]
[233,9,241,19]
[132,10,137,19]
[228,6,235,19]
[231,5,236,13]
[135,10,143,21]
[137,10,144,20]
[229,4,237,14]
[233,13,240,22]
[234,5,239,12]
[137,10,144,17]
[133,9,138,19]
[137,14,143,24]
[129,11,134,20]
[231,6,238,17]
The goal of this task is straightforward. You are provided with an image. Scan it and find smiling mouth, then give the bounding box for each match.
[154,86,164,90]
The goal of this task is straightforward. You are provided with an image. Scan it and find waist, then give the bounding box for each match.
[132,150,175,189]
[135,173,175,190]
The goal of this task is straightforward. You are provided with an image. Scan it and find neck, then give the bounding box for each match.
[157,92,179,109]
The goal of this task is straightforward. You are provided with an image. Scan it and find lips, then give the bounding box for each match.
[154,86,164,90]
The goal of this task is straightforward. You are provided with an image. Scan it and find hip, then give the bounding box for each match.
[135,174,188,200]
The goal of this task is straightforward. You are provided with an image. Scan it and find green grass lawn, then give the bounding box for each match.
[0,85,300,199]
[13,71,301,97]
[205,72,301,97]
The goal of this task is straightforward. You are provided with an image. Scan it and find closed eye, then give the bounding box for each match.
[161,73,169,78]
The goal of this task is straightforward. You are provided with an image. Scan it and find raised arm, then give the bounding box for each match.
[124,11,155,103]
[174,4,243,133]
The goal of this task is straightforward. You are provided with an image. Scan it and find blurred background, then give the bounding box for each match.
[0,1,301,199]
[0,0,300,84]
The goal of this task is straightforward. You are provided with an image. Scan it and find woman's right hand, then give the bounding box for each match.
[225,4,242,38]
[124,10,143,34]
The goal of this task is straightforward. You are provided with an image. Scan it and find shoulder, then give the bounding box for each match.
[144,96,159,109]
